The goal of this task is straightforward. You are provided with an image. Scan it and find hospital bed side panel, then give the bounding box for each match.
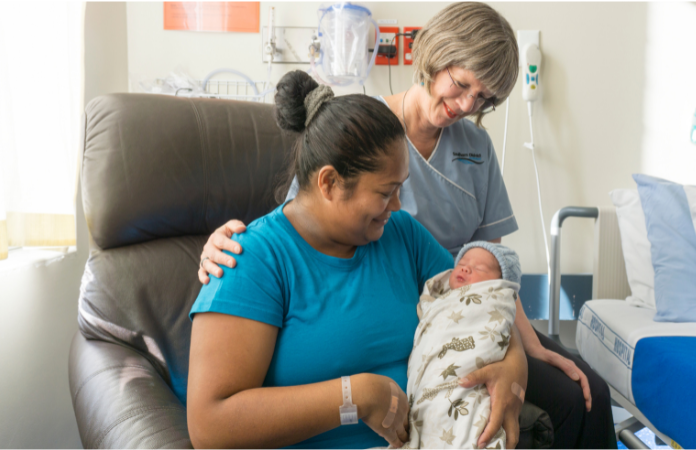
[575,302,633,401]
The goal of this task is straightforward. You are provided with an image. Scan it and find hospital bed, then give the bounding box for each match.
[547,206,695,450]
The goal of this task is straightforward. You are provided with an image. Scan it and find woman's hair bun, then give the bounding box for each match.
[274,70,318,132]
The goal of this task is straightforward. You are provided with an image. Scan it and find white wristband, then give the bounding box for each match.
[339,376,358,425]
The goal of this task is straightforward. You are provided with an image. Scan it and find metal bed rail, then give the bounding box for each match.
[548,206,598,351]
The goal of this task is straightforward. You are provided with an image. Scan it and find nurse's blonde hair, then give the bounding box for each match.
[412,2,519,127]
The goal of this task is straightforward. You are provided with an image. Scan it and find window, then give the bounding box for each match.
[0,3,84,261]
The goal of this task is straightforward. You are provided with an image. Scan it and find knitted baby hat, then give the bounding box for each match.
[454,241,521,285]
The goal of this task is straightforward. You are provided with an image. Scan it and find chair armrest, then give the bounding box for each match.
[68,332,192,449]
[68,332,552,449]
[518,401,554,449]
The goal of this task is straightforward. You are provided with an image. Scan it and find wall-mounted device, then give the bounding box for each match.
[515,29,551,288]
[522,43,542,103]
[262,26,319,63]
[517,30,541,104]
[264,7,276,61]
[375,26,399,65]
[403,27,420,65]
[311,2,379,87]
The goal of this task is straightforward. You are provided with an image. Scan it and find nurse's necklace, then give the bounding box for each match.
[401,85,412,134]
[401,85,441,154]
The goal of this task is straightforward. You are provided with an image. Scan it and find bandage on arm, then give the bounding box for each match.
[511,382,525,403]
[381,382,400,428]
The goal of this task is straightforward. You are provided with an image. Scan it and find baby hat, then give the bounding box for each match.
[454,241,522,285]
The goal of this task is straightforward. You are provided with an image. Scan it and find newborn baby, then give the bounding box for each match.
[405,242,521,449]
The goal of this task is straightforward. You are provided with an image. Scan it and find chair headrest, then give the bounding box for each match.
[82,94,294,250]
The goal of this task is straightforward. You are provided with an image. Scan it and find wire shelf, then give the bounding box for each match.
[197,79,272,103]
[165,79,272,103]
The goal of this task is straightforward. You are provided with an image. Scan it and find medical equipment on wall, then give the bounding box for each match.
[522,44,542,105]
[500,37,550,280]
[310,2,380,86]
[522,43,542,151]
[523,42,551,280]
[691,109,696,145]
[264,7,277,61]
[262,6,277,92]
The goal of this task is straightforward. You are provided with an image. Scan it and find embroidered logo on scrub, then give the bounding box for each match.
[452,152,484,165]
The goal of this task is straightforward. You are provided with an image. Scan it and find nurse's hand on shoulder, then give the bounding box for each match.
[354,373,410,448]
[198,219,247,284]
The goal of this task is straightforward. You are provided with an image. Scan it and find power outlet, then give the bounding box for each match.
[375,26,399,65]
[403,27,420,65]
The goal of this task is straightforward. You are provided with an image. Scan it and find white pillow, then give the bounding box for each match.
[609,189,656,309]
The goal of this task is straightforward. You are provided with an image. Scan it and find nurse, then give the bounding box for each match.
[198,3,615,449]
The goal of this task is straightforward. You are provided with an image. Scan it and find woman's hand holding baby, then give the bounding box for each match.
[459,327,527,449]
[353,374,410,448]
[198,219,247,284]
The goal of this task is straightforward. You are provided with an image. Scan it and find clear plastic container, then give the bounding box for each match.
[316,3,379,86]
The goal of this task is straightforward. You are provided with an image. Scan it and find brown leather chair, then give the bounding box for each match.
[68,93,553,449]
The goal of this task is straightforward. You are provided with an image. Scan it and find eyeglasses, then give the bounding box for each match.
[446,67,497,114]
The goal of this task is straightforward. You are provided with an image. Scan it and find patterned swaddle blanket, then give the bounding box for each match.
[404,269,518,449]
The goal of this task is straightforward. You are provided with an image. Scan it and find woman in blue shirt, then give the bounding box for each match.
[197,4,615,449]
[186,71,528,448]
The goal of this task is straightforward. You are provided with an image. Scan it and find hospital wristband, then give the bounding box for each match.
[339,376,358,425]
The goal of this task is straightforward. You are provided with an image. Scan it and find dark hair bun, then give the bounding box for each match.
[274,70,318,133]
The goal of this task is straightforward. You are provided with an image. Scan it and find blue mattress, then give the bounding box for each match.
[632,336,696,450]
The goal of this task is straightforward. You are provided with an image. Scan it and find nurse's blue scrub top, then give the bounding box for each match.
[190,205,453,448]
[287,96,518,256]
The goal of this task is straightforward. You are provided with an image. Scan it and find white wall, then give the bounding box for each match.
[0,3,128,447]
[641,2,696,186]
[126,2,655,274]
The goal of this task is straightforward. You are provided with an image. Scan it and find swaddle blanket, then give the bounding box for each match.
[404,270,518,449]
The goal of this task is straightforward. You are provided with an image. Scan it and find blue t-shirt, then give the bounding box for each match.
[188,203,453,449]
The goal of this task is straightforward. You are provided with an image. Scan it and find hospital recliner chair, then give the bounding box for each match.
[68,93,554,448]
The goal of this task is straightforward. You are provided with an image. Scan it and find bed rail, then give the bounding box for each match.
[548,206,630,350]
[548,207,598,347]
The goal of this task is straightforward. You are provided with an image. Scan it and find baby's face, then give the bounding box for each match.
[449,248,502,289]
